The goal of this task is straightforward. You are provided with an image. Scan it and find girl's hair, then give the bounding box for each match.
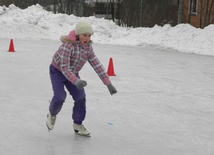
[76,35,93,43]
[76,35,80,41]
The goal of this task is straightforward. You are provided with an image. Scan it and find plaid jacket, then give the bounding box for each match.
[51,41,110,85]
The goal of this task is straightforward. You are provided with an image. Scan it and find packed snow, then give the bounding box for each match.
[0,4,214,155]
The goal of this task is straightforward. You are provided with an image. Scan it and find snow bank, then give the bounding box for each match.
[0,4,213,56]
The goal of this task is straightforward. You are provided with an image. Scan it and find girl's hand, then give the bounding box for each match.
[107,83,117,95]
[75,80,87,89]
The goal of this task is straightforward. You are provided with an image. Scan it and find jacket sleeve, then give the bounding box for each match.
[59,43,79,84]
[87,45,111,85]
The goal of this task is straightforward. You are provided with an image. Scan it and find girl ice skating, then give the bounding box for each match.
[46,21,117,136]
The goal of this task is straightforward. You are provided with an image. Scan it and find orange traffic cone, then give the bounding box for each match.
[8,39,15,52]
[107,57,116,76]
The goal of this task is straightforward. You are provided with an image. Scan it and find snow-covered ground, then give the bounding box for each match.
[0,4,214,56]
[0,4,214,155]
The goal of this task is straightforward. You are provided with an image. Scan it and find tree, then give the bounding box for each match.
[119,0,177,27]
[203,0,214,27]
[52,0,85,16]
[110,0,115,22]
[116,0,122,25]
[33,0,38,5]
[177,0,184,24]
[195,0,213,28]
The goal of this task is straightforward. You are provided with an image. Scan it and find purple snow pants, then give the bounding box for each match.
[49,64,86,125]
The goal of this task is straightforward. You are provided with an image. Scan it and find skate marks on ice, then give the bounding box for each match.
[1,40,214,154]
[45,130,93,155]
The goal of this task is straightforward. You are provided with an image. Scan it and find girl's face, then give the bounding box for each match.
[78,33,91,46]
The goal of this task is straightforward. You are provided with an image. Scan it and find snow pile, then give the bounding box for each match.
[0,4,214,56]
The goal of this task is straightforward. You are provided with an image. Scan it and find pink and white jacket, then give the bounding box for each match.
[51,30,111,85]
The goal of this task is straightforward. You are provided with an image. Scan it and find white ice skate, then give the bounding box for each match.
[46,113,56,131]
[73,123,90,137]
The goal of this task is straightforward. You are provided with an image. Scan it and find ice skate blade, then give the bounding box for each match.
[75,132,91,137]
[46,123,52,132]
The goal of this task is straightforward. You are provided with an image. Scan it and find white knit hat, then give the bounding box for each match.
[75,21,93,36]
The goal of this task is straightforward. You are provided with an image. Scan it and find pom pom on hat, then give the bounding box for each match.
[75,21,93,36]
